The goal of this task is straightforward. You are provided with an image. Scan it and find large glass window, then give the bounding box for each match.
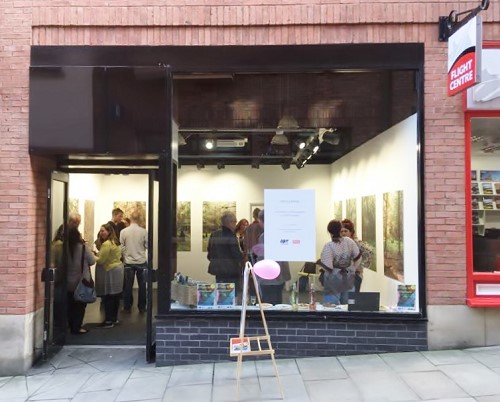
[170,71,422,314]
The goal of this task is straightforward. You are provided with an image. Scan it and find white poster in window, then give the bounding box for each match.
[264,189,316,262]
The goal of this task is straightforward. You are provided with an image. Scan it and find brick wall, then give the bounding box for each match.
[1,0,500,318]
[156,316,427,366]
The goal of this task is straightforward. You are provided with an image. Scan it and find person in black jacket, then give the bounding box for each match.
[207,211,243,294]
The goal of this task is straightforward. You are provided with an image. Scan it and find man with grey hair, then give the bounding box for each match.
[207,211,243,293]
[68,212,81,230]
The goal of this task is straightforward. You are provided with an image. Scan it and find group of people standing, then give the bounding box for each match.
[51,208,148,334]
[207,208,369,307]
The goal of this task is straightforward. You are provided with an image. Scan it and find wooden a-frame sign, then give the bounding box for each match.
[230,261,284,400]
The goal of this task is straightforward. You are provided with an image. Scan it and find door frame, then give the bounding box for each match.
[42,170,69,360]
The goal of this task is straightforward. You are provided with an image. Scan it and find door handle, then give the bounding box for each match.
[41,267,57,282]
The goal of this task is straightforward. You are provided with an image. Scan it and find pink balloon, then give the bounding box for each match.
[253,259,280,280]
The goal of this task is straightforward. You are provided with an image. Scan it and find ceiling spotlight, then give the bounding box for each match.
[295,139,306,150]
[178,134,187,146]
[217,162,225,170]
[205,139,215,150]
[320,128,340,145]
[281,161,291,170]
[251,160,260,169]
[277,115,299,129]
[271,131,289,145]
[196,162,205,170]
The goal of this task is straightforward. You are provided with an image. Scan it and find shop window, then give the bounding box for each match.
[171,71,422,315]
[466,44,500,306]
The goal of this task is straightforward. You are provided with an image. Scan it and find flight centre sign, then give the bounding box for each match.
[448,16,482,96]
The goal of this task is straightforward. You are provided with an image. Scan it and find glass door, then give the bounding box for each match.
[42,171,69,359]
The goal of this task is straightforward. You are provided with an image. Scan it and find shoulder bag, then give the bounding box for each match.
[74,244,97,303]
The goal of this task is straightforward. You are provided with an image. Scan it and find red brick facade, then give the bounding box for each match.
[1,1,500,317]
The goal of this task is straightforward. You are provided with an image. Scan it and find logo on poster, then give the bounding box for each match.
[279,239,289,245]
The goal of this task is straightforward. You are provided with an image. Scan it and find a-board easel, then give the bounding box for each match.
[230,261,284,400]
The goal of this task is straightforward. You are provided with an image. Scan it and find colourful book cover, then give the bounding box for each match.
[483,197,494,210]
[215,283,236,309]
[472,182,479,195]
[482,182,494,195]
[397,284,416,311]
[230,337,251,355]
[197,283,216,309]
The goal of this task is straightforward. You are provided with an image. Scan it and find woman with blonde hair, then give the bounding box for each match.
[94,222,124,328]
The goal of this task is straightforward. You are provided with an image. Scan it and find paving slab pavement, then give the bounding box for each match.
[1,345,500,401]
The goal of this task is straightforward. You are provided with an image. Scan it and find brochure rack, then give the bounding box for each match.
[230,261,284,400]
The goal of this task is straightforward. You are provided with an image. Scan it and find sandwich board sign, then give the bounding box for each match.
[448,16,483,96]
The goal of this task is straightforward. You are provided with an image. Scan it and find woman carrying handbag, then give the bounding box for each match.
[67,226,96,335]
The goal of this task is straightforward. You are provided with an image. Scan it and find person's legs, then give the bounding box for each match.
[112,293,121,323]
[123,265,135,312]
[354,273,362,292]
[136,264,147,312]
[102,295,114,325]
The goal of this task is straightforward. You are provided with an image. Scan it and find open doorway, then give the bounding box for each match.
[63,172,158,346]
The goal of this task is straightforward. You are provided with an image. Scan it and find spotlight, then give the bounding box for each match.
[205,139,215,150]
[281,161,290,170]
[217,162,225,170]
[196,162,205,170]
[320,128,340,145]
[271,131,289,145]
[295,139,306,150]
[251,160,260,169]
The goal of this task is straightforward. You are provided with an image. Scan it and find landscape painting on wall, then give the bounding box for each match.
[361,195,377,272]
[383,190,404,281]
[84,200,95,244]
[113,201,147,228]
[69,198,79,214]
[345,198,356,224]
[177,201,191,252]
[333,200,342,220]
[202,201,237,252]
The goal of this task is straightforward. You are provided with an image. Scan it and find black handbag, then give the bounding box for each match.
[74,245,96,303]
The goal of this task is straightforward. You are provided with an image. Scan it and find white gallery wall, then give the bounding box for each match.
[177,165,332,283]
[330,114,419,309]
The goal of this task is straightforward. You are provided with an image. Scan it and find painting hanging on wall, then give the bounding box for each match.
[345,198,357,224]
[202,201,237,252]
[383,190,404,282]
[249,203,264,221]
[69,198,79,214]
[333,200,342,220]
[113,201,147,228]
[84,200,95,244]
[361,195,377,272]
[177,201,191,252]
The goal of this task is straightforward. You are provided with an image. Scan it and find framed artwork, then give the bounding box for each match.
[345,198,356,224]
[113,201,147,228]
[361,195,376,272]
[249,202,264,221]
[333,200,342,220]
[383,190,404,282]
[83,200,94,244]
[176,201,191,252]
[69,198,79,214]
[202,201,237,252]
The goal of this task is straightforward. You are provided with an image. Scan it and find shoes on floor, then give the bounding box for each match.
[70,328,89,335]
[113,320,120,325]
[98,321,114,329]
[139,308,146,313]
